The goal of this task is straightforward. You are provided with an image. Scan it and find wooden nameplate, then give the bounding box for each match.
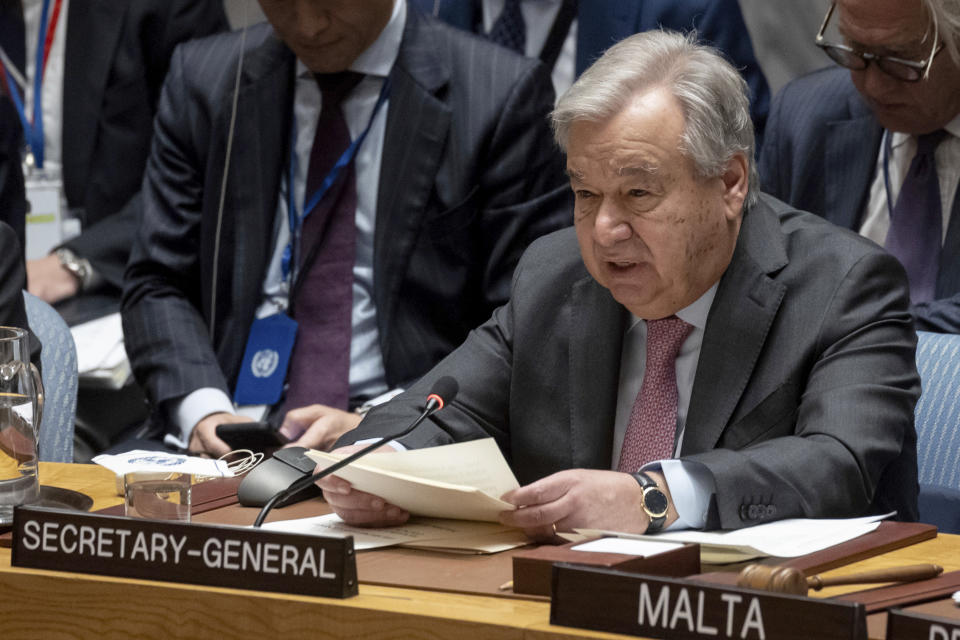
[10,505,357,599]
[886,605,960,639]
[550,564,868,640]
[513,538,700,596]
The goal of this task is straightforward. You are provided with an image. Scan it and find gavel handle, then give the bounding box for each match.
[807,564,943,590]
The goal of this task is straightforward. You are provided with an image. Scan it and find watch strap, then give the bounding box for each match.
[631,471,667,533]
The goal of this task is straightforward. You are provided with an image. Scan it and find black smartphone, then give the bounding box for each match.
[215,421,289,452]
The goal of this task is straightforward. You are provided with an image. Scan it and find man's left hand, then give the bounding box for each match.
[499,469,678,541]
[279,404,363,450]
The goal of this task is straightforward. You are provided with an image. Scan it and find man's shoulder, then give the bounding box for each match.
[174,22,275,67]
[774,66,865,121]
[762,194,891,265]
[402,6,546,86]
[516,227,587,282]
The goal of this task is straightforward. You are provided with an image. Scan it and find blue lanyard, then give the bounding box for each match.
[881,130,896,219]
[2,0,52,170]
[282,77,391,283]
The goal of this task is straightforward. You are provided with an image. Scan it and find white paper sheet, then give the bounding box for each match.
[571,538,685,557]
[263,513,526,552]
[576,513,894,563]
[71,312,126,373]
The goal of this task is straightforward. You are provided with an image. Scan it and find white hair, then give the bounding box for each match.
[551,30,758,209]
[924,0,960,65]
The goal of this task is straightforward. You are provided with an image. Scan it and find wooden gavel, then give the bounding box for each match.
[736,563,944,595]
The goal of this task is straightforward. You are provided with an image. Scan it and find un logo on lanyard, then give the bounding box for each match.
[251,349,280,379]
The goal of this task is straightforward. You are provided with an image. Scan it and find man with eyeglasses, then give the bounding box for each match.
[760,0,960,333]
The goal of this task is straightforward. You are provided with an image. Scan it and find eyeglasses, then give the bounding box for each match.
[815,1,943,82]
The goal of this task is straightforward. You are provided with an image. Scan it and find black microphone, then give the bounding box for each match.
[252,376,459,527]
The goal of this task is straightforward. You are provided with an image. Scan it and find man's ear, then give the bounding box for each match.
[720,152,749,221]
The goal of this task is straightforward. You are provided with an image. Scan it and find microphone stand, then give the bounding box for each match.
[252,402,439,528]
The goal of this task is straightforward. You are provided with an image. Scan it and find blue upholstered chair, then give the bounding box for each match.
[914,331,960,534]
[23,291,78,462]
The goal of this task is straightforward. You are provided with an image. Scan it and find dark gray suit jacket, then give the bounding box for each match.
[760,66,960,333]
[57,0,227,289]
[122,6,571,427]
[348,194,920,529]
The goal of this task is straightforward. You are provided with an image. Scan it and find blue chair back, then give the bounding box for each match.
[914,331,960,533]
[23,291,78,462]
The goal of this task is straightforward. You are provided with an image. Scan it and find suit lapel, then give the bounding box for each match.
[682,200,787,455]
[210,32,291,368]
[824,94,882,230]
[61,0,126,205]
[568,275,627,469]
[374,9,451,365]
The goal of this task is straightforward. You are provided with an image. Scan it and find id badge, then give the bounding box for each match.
[233,313,298,406]
[24,175,63,260]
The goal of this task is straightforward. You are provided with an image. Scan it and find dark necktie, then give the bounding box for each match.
[618,316,693,473]
[488,0,526,55]
[283,72,364,415]
[885,130,949,303]
[0,0,25,89]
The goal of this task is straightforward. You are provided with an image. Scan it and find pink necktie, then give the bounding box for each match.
[617,315,694,472]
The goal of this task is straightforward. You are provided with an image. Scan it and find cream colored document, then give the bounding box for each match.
[306,438,520,522]
[264,513,529,553]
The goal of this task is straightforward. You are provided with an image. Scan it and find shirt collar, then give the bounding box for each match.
[626,283,719,333]
[295,0,406,80]
[888,111,960,150]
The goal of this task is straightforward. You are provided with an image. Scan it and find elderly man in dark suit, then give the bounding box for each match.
[121,0,569,456]
[322,30,920,537]
[760,0,960,333]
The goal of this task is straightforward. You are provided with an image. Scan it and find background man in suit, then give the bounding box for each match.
[121,0,570,456]
[323,30,919,537]
[760,0,960,332]
[0,0,227,303]
[411,0,770,145]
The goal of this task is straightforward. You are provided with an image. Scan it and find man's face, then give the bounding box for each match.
[567,87,746,320]
[837,0,960,134]
[258,0,394,73]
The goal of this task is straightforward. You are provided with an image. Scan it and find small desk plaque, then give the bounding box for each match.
[513,537,699,596]
[550,563,867,640]
[11,506,357,598]
[886,608,960,639]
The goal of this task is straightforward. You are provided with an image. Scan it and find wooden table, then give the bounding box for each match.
[0,463,957,640]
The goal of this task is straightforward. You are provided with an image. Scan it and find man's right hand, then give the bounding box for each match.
[189,412,251,457]
[316,445,409,527]
[27,254,80,304]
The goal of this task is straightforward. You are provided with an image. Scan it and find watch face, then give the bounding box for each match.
[643,488,669,518]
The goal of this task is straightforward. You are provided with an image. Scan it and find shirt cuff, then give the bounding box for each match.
[643,459,715,530]
[353,437,407,451]
[171,388,235,447]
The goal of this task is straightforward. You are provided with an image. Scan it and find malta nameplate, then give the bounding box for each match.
[550,563,867,640]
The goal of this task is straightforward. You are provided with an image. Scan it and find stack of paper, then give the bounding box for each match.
[70,312,131,389]
[306,438,520,522]
[575,513,893,564]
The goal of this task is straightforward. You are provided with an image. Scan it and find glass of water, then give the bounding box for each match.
[0,326,43,525]
[124,472,192,522]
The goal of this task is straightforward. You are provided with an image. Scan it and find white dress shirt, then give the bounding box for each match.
[479,0,577,98]
[859,114,960,247]
[612,285,719,530]
[19,0,68,175]
[171,0,407,446]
